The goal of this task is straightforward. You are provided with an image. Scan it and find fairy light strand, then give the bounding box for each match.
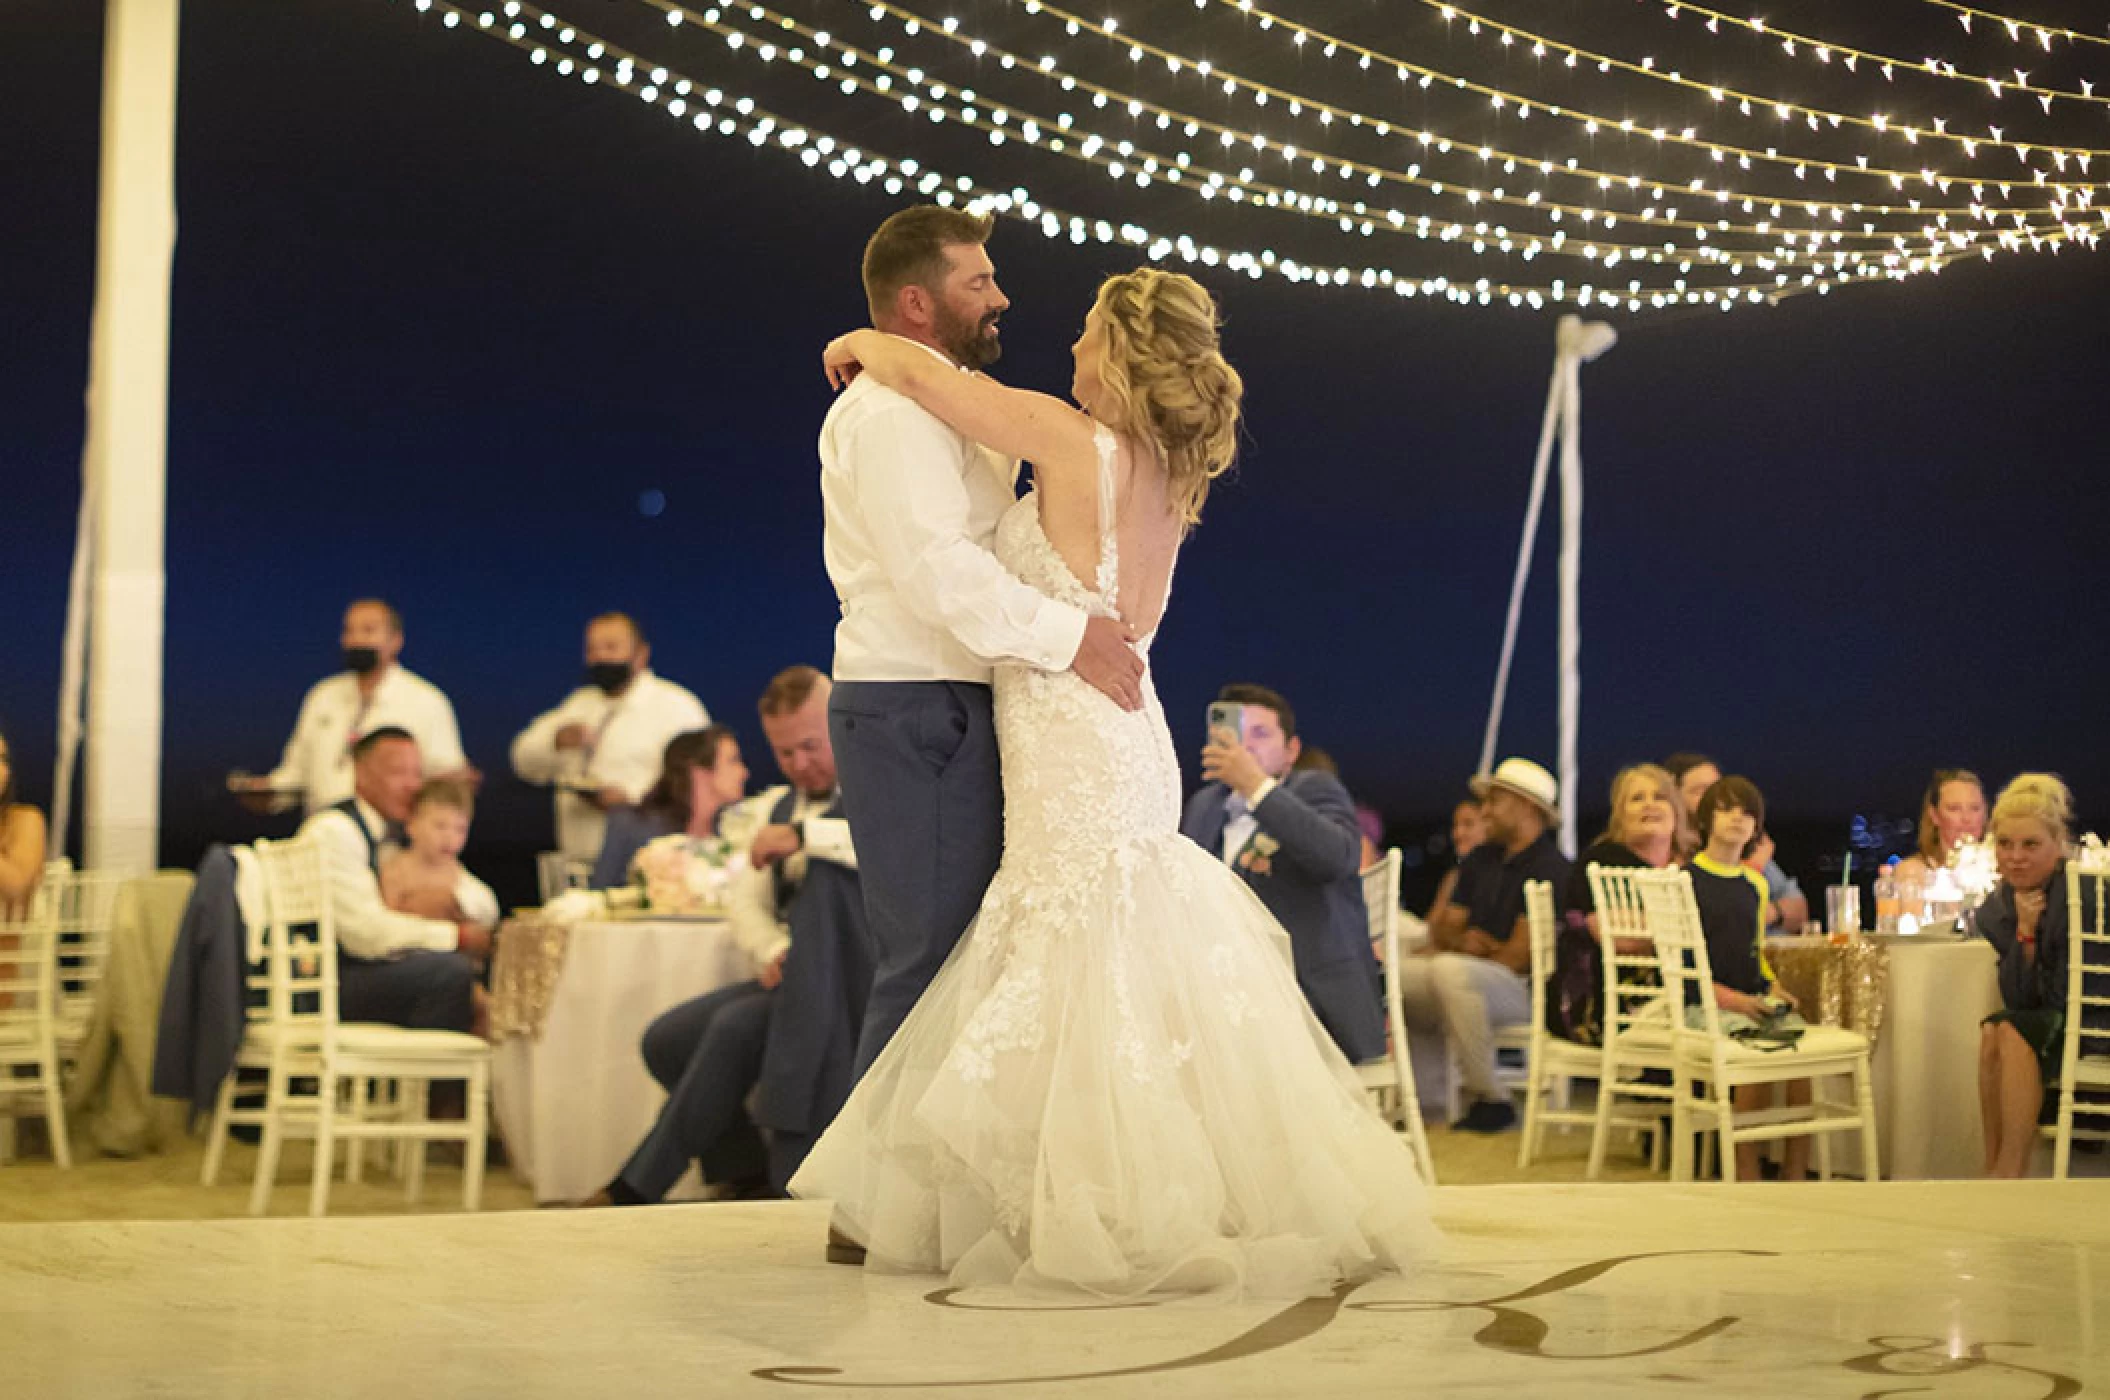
[1919,1,2108,51]
[1636,0,2110,109]
[838,0,2067,237]
[1177,0,2110,187]
[1401,0,2110,158]
[368,0,2099,312]
[632,0,2050,282]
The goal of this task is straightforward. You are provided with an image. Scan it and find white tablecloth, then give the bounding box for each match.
[1867,937,2003,1179]
[1777,936,2003,1180]
[491,918,747,1204]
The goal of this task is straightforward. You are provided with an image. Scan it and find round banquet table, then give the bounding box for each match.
[490,915,748,1204]
[1768,934,2003,1179]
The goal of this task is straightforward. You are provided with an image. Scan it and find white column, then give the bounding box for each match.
[83,0,181,874]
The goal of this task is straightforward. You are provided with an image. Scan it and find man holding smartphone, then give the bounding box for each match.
[1181,683,1385,1062]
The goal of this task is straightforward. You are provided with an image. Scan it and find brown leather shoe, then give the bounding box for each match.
[825,1225,867,1266]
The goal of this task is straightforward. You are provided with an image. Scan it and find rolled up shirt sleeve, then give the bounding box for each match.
[847,403,1087,672]
[798,816,858,872]
[455,870,501,931]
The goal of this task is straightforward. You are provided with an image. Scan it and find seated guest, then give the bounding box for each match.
[589,666,862,1204]
[1666,750,1803,932]
[509,613,711,865]
[1979,774,2102,1178]
[1402,757,1572,1132]
[1550,763,1680,1045]
[236,599,472,815]
[380,780,478,922]
[1897,768,1988,885]
[589,726,750,891]
[0,725,48,922]
[1666,752,1721,860]
[1425,796,1487,921]
[1688,775,1811,1181]
[1747,830,1810,936]
[297,728,497,1034]
[1182,684,1384,1062]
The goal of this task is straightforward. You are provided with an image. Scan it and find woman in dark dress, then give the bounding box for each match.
[1978,773,2100,1178]
[1548,763,1681,1043]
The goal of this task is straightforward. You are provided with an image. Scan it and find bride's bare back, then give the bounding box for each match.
[1031,428,1182,637]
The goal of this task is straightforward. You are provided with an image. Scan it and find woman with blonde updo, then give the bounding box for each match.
[806,259,1436,1300]
[1977,773,2099,1177]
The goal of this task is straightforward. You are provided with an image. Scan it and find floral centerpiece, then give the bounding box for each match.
[631,833,739,915]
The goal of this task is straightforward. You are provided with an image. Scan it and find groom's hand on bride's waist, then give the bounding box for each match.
[1070,616,1146,711]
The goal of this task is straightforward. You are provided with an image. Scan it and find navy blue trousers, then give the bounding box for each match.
[338,950,477,1033]
[828,680,1003,1079]
[615,979,774,1200]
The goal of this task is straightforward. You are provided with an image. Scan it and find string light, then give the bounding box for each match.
[1404,0,2110,162]
[1920,2,2105,51]
[1177,0,2110,188]
[1637,0,2110,110]
[631,0,2049,284]
[365,0,2101,312]
[815,0,2086,249]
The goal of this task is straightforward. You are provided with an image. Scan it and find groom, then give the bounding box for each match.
[819,207,1145,1111]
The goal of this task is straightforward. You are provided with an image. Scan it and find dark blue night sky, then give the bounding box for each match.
[8,1,2108,901]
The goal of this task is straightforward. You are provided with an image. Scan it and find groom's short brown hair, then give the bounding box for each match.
[863,206,996,321]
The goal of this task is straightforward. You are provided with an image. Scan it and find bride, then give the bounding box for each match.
[791,267,1436,1300]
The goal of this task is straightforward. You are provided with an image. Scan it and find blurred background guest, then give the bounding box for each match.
[233,599,471,815]
[1666,752,1719,859]
[297,728,495,1034]
[510,612,710,865]
[1404,758,1571,1133]
[1549,764,1680,1045]
[1424,796,1487,921]
[0,724,47,921]
[1665,750,1803,933]
[1978,773,2096,1179]
[591,726,749,891]
[1897,768,1989,885]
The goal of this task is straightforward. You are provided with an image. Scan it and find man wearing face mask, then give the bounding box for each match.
[237,598,470,816]
[510,612,711,863]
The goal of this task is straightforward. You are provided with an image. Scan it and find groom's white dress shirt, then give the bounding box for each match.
[820,340,1087,683]
[266,665,467,814]
[510,670,711,860]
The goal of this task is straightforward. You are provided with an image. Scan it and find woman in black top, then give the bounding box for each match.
[1979,774,2101,1178]
[1549,763,1681,1043]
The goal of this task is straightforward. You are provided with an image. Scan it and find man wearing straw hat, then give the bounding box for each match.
[1401,757,1571,1134]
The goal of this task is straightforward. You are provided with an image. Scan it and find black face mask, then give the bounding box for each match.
[344,647,382,675]
[586,661,634,695]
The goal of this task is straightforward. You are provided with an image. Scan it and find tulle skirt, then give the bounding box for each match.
[789,832,1437,1300]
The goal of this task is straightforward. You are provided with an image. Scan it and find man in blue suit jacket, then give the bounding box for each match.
[1179,684,1384,1063]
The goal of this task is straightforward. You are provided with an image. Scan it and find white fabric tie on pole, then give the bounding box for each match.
[1477,314,1616,857]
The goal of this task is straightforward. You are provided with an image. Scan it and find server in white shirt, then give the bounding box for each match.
[236,598,471,815]
[509,612,711,862]
[296,727,497,1034]
[593,667,859,1205]
[819,206,1145,1081]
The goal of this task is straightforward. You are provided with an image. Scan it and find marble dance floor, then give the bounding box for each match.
[2,1181,2104,1398]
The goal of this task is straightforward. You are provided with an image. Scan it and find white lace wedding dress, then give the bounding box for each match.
[790,424,1436,1299]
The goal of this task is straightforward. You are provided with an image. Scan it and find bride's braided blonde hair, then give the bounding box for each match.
[1088,269,1243,527]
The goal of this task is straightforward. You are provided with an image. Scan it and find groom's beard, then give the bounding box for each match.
[936,304,1003,371]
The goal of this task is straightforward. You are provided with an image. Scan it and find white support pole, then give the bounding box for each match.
[1552,316,1616,857]
[81,0,180,874]
[1555,353,1584,858]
